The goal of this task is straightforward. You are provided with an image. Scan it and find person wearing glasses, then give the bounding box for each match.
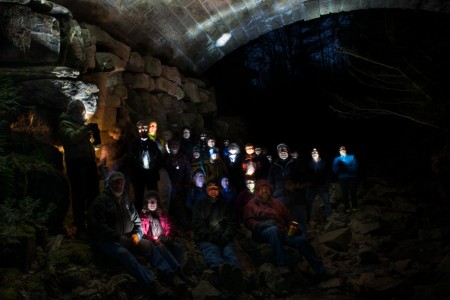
[192,180,244,294]
[332,145,359,213]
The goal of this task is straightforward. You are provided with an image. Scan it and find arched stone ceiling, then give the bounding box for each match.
[53,0,449,75]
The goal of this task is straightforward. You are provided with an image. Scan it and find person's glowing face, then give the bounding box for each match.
[266,155,272,163]
[193,172,205,187]
[207,139,215,147]
[291,151,299,160]
[148,122,157,135]
[193,151,200,159]
[182,129,190,139]
[246,180,255,192]
[311,149,319,159]
[277,147,289,160]
[146,197,158,211]
[109,178,125,198]
[221,177,229,189]
[255,147,262,155]
[339,147,347,156]
[245,145,255,155]
[229,146,238,155]
[200,133,207,141]
[246,161,256,175]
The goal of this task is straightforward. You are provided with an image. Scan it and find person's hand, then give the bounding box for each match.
[131,233,140,245]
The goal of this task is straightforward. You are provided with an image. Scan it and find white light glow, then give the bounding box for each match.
[215,33,231,47]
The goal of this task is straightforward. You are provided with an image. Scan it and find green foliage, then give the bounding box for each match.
[0,76,57,253]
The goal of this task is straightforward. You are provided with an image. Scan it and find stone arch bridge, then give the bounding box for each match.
[54,0,450,75]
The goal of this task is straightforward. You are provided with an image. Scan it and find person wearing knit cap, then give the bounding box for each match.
[243,179,336,281]
[59,99,100,239]
[87,171,174,297]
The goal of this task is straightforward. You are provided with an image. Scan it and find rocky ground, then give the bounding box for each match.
[1,175,450,300]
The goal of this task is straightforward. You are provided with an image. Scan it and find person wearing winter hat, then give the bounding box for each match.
[243,179,336,281]
[87,171,174,297]
[59,99,100,239]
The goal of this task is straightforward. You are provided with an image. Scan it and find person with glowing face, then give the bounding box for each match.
[268,143,310,233]
[59,99,100,239]
[139,190,194,288]
[87,172,176,296]
[305,148,333,222]
[224,142,246,192]
[236,176,256,222]
[192,181,243,294]
[131,120,163,212]
[146,119,172,212]
[332,145,359,213]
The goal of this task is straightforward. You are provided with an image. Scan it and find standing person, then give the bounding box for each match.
[130,120,163,212]
[139,190,194,288]
[192,180,244,294]
[235,175,256,223]
[204,148,228,183]
[220,138,230,160]
[147,119,172,211]
[87,172,172,297]
[268,143,310,231]
[332,145,359,213]
[97,123,132,193]
[224,142,245,193]
[183,168,208,227]
[254,144,270,180]
[305,148,333,222]
[164,139,192,218]
[59,99,100,239]
[220,175,238,208]
[179,126,195,159]
[243,179,335,280]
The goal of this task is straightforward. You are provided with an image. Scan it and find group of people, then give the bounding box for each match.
[59,99,359,296]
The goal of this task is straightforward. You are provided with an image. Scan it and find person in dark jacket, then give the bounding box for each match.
[243,179,335,280]
[59,99,100,239]
[192,180,244,294]
[130,120,164,212]
[268,143,310,231]
[305,148,333,222]
[87,171,173,297]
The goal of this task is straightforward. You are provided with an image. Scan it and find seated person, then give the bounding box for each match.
[140,190,194,288]
[243,179,336,280]
[87,172,172,297]
[192,180,244,294]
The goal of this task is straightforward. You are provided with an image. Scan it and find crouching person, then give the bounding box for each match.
[87,171,174,298]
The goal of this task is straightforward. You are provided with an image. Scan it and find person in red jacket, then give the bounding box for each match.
[243,179,336,280]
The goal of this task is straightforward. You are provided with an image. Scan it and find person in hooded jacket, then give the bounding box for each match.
[87,171,173,297]
[243,179,335,280]
[59,99,100,239]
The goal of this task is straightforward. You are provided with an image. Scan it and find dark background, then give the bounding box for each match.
[203,9,450,173]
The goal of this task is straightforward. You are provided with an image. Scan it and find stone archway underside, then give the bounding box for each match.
[53,0,449,75]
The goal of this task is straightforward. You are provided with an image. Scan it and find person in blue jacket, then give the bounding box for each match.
[332,145,359,213]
